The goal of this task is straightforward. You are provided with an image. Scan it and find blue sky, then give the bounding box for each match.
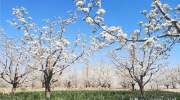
[0,0,179,66]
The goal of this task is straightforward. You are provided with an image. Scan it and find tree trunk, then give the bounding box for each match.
[11,83,17,94]
[11,87,16,94]
[139,84,144,97]
[165,85,169,89]
[42,81,45,88]
[139,75,144,97]
[172,84,176,89]
[131,83,135,91]
[44,71,52,100]
[67,81,71,88]
[156,84,159,90]
[45,86,51,100]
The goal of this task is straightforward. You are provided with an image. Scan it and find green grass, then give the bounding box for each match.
[0,90,179,100]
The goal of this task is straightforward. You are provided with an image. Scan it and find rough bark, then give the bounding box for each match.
[139,84,144,97]
[138,75,144,97]
[11,87,16,94]
[44,71,53,100]
[165,85,169,89]
[131,83,135,91]
[11,83,18,94]
[45,86,51,100]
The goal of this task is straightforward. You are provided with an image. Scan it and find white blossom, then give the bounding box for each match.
[70,53,77,59]
[155,44,164,50]
[131,29,140,40]
[102,25,108,30]
[162,4,170,13]
[94,16,104,23]
[29,23,35,28]
[62,38,70,45]
[23,30,31,40]
[96,1,101,7]
[42,26,49,30]
[176,4,180,13]
[85,17,94,24]
[117,32,127,42]
[143,37,156,46]
[107,26,120,33]
[96,9,106,15]
[116,28,127,41]
[141,10,147,15]
[62,52,68,59]
[88,3,93,8]
[144,28,149,34]
[82,8,89,13]
[127,42,135,50]
[76,1,84,7]
[100,31,115,42]
[55,41,63,47]
[19,18,27,24]
[12,7,27,18]
[139,21,144,26]
[75,36,81,44]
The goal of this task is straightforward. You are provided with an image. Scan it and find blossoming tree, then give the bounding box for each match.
[111,41,168,96]
[74,0,180,97]
[10,7,85,99]
[0,34,32,94]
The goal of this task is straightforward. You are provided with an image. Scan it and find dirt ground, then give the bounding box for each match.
[0,88,180,94]
[161,89,180,93]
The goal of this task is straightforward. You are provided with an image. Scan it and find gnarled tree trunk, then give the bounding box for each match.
[138,75,144,97]
[45,83,51,100]
[11,82,18,94]
[44,70,53,100]
[131,83,135,91]
[11,75,19,94]
[139,84,144,97]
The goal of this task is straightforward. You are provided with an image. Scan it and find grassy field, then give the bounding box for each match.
[0,90,179,100]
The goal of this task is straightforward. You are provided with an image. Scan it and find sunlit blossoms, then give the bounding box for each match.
[107,26,121,33]
[88,3,93,8]
[0,0,179,98]
[127,42,136,50]
[101,26,127,42]
[143,37,156,47]
[100,26,127,42]
[9,6,85,99]
[131,29,140,40]
[85,17,94,24]
[117,29,127,42]
[12,7,28,24]
[94,16,104,23]
[12,7,27,18]
[117,33,127,42]
[74,0,180,97]
[76,1,89,13]
[76,1,84,7]
[161,4,170,13]
[155,44,164,51]
[55,38,70,47]
[82,8,89,13]
[100,31,115,42]
[90,36,105,50]
[96,8,106,15]
[23,30,31,40]
[61,38,70,46]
